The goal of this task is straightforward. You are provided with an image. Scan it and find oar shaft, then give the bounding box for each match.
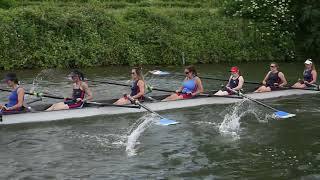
[240,93,279,112]
[85,101,140,109]
[127,96,165,119]
[0,88,64,100]
[154,72,261,85]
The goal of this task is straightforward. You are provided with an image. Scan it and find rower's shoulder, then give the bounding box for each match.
[17,87,25,93]
[137,79,145,85]
[80,81,89,88]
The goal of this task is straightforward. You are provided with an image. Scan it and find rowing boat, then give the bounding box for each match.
[0,89,319,125]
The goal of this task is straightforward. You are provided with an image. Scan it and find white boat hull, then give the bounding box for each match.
[1,89,318,125]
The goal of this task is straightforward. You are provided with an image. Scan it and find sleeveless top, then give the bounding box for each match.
[72,83,85,100]
[130,80,141,96]
[6,87,22,108]
[266,72,281,87]
[181,77,197,93]
[228,76,240,89]
[303,69,313,82]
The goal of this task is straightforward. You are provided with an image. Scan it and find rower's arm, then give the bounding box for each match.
[8,88,24,110]
[278,72,287,86]
[233,76,244,91]
[132,80,145,99]
[311,70,317,84]
[226,76,232,87]
[193,77,204,95]
[262,72,270,85]
[82,82,93,101]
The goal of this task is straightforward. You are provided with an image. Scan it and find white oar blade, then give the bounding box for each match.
[157,118,179,126]
[149,70,170,75]
[274,111,296,119]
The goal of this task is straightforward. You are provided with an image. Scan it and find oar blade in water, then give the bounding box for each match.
[157,118,179,126]
[274,111,296,119]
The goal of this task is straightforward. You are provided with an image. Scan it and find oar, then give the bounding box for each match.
[231,89,295,119]
[0,88,65,100]
[126,95,179,125]
[85,101,140,109]
[149,70,261,85]
[88,79,177,93]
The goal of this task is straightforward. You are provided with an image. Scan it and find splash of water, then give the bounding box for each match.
[126,114,157,156]
[30,69,56,94]
[219,100,268,139]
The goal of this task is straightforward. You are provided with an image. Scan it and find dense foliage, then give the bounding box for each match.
[0,0,318,69]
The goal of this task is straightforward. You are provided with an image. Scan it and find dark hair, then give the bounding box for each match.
[185,65,197,76]
[270,62,279,68]
[5,73,19,84]
[132,67,144,80]
[71,70,84,81]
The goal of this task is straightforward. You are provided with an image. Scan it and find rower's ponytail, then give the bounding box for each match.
[185,65,197,76]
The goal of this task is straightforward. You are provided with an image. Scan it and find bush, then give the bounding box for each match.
[0,0,301,69]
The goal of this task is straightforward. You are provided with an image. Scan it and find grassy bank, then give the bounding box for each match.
[0,0,291,69]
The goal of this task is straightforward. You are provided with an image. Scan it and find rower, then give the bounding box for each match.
[114,67,145,105]
[255,62,287,93]
[162,66,203,101]
[215,66,244,96]
[292,59,317,89]
[0,73,25,114]
[46,70,93,111]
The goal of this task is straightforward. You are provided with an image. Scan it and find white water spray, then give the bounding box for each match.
[219,100,268,139]
[126,114,157,156]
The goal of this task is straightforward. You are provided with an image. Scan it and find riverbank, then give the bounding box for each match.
[0,0,299,69]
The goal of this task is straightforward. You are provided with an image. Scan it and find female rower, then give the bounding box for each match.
[0,73,25,114]
[114,67,145,105]
[214,66,244,96]
[254,62,287,93]
[162,66,203,101]
[46,70,93,111]
[291,59,317,88]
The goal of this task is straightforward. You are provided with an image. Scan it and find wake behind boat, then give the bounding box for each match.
[0,89,318,125]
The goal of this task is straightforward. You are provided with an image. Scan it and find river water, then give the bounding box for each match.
[0,63,319,179]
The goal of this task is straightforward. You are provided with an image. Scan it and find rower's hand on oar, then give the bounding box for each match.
[76,98,83,102]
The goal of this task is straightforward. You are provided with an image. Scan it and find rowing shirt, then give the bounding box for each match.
[181,77,197,94]
[1,87,24,114]
[266,72,281,87]
[228,76,240,89]
[64,83,85,109]
[130,80,140,96]
[303,69,313,83]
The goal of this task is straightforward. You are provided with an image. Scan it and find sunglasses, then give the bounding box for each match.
[185,71,190,75]
[131,72,136,75]
[270,65,276,68]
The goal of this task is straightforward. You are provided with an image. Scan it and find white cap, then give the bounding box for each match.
[304,59,312,65]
